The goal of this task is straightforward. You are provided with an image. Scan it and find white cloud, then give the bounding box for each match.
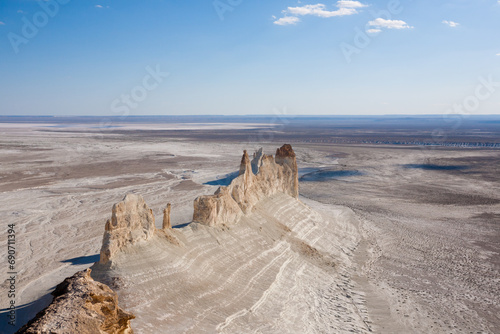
[287,1,367,18]
[17,10,24,14]
[0,21,5,25]
[274,16,301,25]
[337,0,367,8]
[442,20,459,28]
[274,1,367,25]
[95,5,103,8]
[287,4,355,17]
[367,28,381,34]
[497,53,500,56]
[368,18,413,29]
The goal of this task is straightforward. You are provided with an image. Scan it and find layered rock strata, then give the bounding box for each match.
[193,144,299,226]
[15,269,134,334]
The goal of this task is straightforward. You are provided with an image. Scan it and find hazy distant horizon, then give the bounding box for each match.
[2,114,500,119]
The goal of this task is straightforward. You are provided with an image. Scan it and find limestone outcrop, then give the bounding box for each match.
[15,269,134,334]
[98,145,298,260]
[100,194,155,264]
[193,144,299,226]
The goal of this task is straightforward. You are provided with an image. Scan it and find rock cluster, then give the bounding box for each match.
[15,269,134,334]
[99,145,298,261]
[193,144,299,226]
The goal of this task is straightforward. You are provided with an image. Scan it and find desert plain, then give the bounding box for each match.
[0,116,499,333]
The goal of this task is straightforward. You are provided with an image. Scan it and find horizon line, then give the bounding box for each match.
[1,114,500,118]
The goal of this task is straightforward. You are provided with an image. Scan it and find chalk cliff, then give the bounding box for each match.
[99,145,299,261]
[15,269,134,334]
[193,144,299,226]
[99,194,156,264]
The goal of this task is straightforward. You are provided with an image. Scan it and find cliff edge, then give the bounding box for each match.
[15,269,134,334]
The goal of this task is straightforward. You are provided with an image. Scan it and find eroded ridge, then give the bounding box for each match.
[98,145,298,264]
[193,144,299,226]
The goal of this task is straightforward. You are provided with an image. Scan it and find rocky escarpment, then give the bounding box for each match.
[15,269,134,334]
[98,145,298,263]
[193,144,299,226]
[17,144,302,333]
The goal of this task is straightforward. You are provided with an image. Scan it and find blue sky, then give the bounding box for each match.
[0,0,499,116]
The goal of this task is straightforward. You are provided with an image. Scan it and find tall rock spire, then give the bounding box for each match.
[163,203,172,230]
[275,144,299,198]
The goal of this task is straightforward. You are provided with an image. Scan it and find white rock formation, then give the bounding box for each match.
[99,194,156,264]
[193,144,299,226]
[19,144,372,334]
[90,194,367,333]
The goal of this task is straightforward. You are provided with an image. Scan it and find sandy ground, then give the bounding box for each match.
[0,124,499,333]
[298,145,500,333]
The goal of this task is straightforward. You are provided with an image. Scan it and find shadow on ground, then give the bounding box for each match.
[204,171,239,186]
[403,164,468,171]
[61,254,100,265]
[300,169,363,182]
[0,292,53,334]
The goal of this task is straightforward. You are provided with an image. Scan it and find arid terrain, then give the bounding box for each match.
[0,117,499,333]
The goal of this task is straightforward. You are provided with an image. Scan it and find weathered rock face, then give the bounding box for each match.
[275,144,299,198]
[251,147,264,174]
[100,194,155,264]
[15,269,134,334]
[193,144,299,226]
